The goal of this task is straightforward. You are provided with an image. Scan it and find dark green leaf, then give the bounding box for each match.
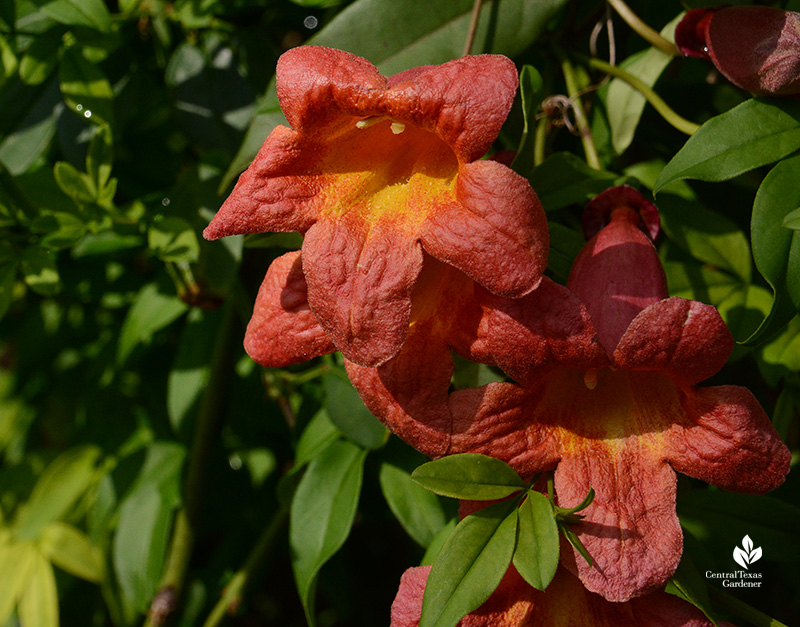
[420,499,518,627]
[654,100,800,193]
[31,0,112,33]
[380,462,449,548]
[71,230,143,257]
[421,518,457,567]
[746,154,800,343]
[760,316,800,375]
[665,554,720,626]
[21,246,59,296]
[556,488,595,517]
[14,446,102,540]
[782,207,800,230]
[716,284,772,344]
[86,124,113,190]
[117,281,189,364]
[547,222,583,283]
[19,33,61,86]
[513,492,559,590]
[557,520,592,566]
[294,409,340,469]
[322,371,387,450]
[54,161,96,203]
[148,215,200,263]
[59,45,114,125]
[511,65,545,178]
[529,153,621,212]
[31,211,86,250]
[412,454,526,501]
[0,262,17,320]
[290,440,366,627]
[0,33,16,90]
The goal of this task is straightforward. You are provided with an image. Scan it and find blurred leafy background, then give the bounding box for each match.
[0,0,798,625]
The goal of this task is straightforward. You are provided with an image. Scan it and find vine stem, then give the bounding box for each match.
[707,586,790,627]
[560,58,601,171]
[462,0,482,56]
[203,505,290,627]
[586,56,700,136]
[144,301,239,626]
[606,0,678,56]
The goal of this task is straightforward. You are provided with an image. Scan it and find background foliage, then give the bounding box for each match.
[0,0,798,625]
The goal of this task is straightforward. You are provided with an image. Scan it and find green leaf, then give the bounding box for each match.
[665,553,720,626]
[0,262,17,320]
[294,409,340,469]
[0,541,36,622]
[0,33,17,91]
[547,222,583,283]
[557,520,593,566]
[31,0,112,33]
[18,549,58,627]
[529,153,621,212]
[290,440,366,627]
[556,487,595,517]
[59,45,114,125]
[421,518,457,566]
[412,454,526,501]
[117,280,189,364]
[148,215,201,263]
[39,521,104,583]
[85,124,113,191]
[716,284,773,344]
[511,65,545,178]
[54,160,96,203]
[222,0,569,189]
[322,371,387,450]
[760,316,800,373]
[0,78,63,175]
[380,462,449,548]
[512,492,559,591]
[782,207,800,230]
[31,211,86,250]
[19,32,61,86]
[654,100,800,193]
[14,445,101,540]
[746,154,800,343]
[420,499,518,627]
[167,307,222,432]
[658,195,751,283]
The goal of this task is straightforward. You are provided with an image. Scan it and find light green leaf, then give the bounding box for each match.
[59,45,114,125]
[21,246,59,296]
[290,440,366,627]
[760,316,800,372]
[746,154,800,343]
[14,445,101,540]
[512,492,559,590]
[380,462,449,548]
[0,541,36,622]
[18,549,58,627]
[603,17,677,155]
[294,409,340,469]
[658,195,751,283]
[654,100,800,193]
[86,125,113,190]
[717,284,773,344]
[222,0,569,189]
[148,216,201,263]
[0,33,17,90]
[782,207,800,230]
[412,454,526,501]
[420,499,518,627]
[39,521,104,582]
[54,161,96,203]
[31,0,112,33]
[323,371,387,450]
[117,280,189,364]
[31,211,87,250]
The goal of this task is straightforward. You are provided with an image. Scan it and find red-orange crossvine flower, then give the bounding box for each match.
[675,7,800,96]
[204,46,547,368]
[390,564,736,627]
[352,186,791,602]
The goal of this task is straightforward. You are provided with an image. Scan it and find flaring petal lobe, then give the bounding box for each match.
[420,160,548,298]
[613,297,733,385]
[666,385,791,493]
[302,217,423,367]
[243,251,335,367]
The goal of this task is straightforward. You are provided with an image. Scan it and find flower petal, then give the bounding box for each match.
[483,277,607,385]
[675,8,716,60]
[554,442,683,602]
[707,7,800,96]
[420,160,548,297]
[203,126,321,239]
[613,297,733,386]
[302,216,423,367]
[243,251,335,367]
[666,385,791,493]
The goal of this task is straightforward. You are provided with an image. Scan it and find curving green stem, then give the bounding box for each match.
[533,117,548,168]
[606,0,679,56]
[560,58,602,171]
[586,57,700,136]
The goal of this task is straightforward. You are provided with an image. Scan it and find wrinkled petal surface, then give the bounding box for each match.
[244,251,334,367]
